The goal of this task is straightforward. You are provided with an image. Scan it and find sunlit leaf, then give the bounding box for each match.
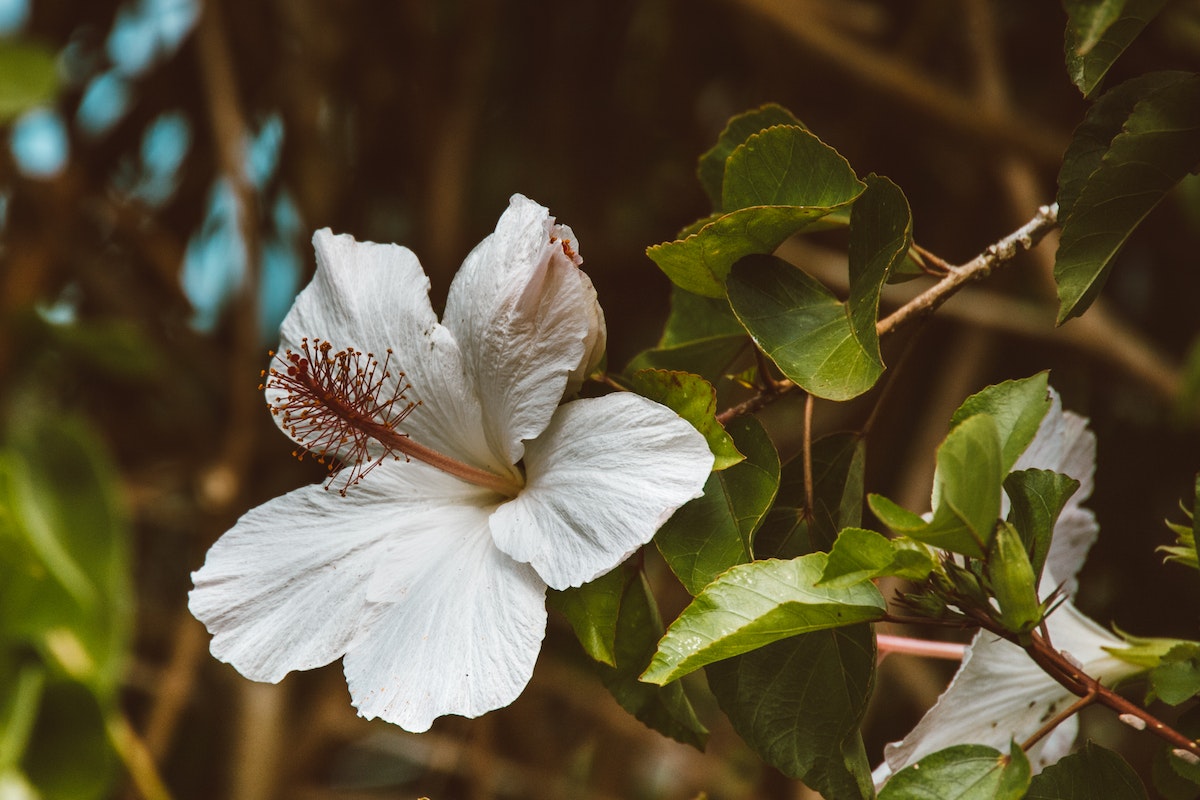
[819,527,937,589]
[629,369,743,471]
[1055,72,1200,322]
[1063,0,1168,98]
[879,742,1031,800]
[707,626,876,798]
[655,416,779,594]
[1027,741,1146,799]
[986,522,1043,634]
[949,373,1051,475]
[870,414,1003,558]
[641,554,885,685]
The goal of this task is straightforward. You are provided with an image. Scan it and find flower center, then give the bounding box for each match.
[261,338,520,497]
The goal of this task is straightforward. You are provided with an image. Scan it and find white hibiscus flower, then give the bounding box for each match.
[875,392,1143,784]
[189,194,714,732]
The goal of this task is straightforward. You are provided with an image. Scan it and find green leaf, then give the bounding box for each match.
[707,626,876,798]
[1027,740,1147,799]
[649,205,857,298]
[1004,469,1081,586]
[641,553,886,685]
[1058,72,1184,220]
[1148,643,1200,705]
[756,432,868,558]
[548,567,627,667]
[1055,72,1200,322]
[1063,0,1168,98]
[0,659,45,771]
[986,522,1043,634]
[949,373,1051,475]
[879,742,1031,800]
[820,527,937,589]
[871,414,1003,558]
[629,369,743,470]
[595,567,708,748]
[2,411,131,694]
[648,125,865,297]
[656,416,779,594]
[625,287,750,382]
[726,176,910,401]
[698,104,805,210]
[722,125,863,212]
[1158,475,1199,571]
[0,41,59,122]
[21,681,118,800]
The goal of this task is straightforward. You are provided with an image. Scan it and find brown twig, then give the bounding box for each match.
[875,203,1060,338]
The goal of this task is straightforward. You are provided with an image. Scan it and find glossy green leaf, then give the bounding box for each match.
[756,432,867,558]
[871,414,1003,558]
[595,568,708,748]
[949,373,1051,474]
[625,287,750,382]
[656,416,779,594]
[548,566,627,667]
[649,125,865,297]
[986,522,1043,634]
[726,176,909,401]
[1026,741,1146,799]
[0,41,59,122]
[1055,72,1200,322]
[1063,0,1168,98]
[707,626,876,798]
[879,742,1031,800]
[641,553,886,685]
[629,369,743,470]
[698,103,804,210]
[1004,468,1080,586]
[819,527,937,589]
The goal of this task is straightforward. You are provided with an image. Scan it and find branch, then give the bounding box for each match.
[875,203,1059,337]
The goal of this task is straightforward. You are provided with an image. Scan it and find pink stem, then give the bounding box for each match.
[877,634,967,661]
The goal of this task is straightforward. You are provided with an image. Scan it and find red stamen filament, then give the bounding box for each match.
[876,634,967,662]
[261,338,519,497]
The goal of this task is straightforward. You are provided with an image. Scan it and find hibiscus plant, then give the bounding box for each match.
[178,10,1200,800]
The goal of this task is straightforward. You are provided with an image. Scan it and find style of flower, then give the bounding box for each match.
[874,392,1144,784]
[189,194,714,732]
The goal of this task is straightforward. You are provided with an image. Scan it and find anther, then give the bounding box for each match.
[263,338,418,495]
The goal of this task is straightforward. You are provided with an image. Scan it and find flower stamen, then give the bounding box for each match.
[262,338,519,497]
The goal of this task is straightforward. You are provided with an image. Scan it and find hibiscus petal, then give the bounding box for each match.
[272,230,508,475]
[343,503,547,732]
[490,393,713,590]
[189,459,491,683]
[879,602,1140,781]
[442,194,605,465]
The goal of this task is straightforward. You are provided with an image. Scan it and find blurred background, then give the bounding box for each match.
[2,0,1199,798]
